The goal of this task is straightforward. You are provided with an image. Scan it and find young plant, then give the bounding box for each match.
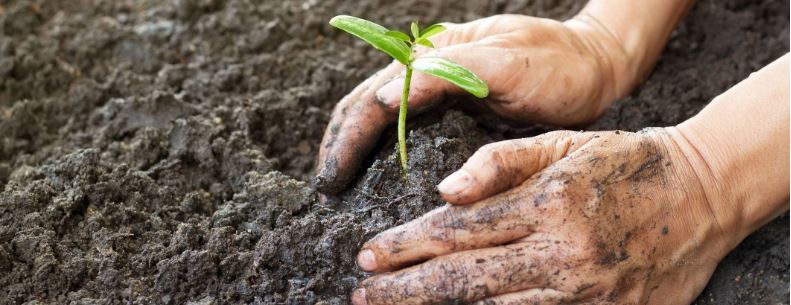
[329,15,489,175]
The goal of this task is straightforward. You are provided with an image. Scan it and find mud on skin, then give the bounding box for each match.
[0,0,788,305]
[354,130,716,304]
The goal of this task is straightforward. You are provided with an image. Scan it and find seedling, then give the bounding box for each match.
[329,15,489,175]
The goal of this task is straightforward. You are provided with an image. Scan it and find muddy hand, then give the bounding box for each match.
[352,129,738,305]
[353,54,790,305]
[314,14,637,194]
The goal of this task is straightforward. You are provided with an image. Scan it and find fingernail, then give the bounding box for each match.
[313,160,345,195]
[351,288,367,305]
[357,249,377,271]
[437,170,473,195]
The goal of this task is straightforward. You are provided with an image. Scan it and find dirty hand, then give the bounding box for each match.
[314,13,636,193]
[351,54,790,305]
[352,129,731,304]
[315,0,697,193]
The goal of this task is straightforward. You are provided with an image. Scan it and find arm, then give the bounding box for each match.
[675,53,790,248]
[566,0,696,113]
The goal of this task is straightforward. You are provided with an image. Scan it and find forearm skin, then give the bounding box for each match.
[677,54,790,250]
[565,0,696,113]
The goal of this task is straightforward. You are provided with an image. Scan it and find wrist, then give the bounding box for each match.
[675,55,790,248]
[661,125,745,252]
[565,0,695,114]
[563,15,636,117]
[676,114,787,248]
[565,13,640,102]
[653,127,746,261]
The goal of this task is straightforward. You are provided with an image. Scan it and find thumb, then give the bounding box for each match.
[374,43,514,112]
[438,131,593,204]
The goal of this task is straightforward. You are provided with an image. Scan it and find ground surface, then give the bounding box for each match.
[0,0,788,304]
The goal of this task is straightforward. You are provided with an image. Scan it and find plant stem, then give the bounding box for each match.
[398,66,413,176]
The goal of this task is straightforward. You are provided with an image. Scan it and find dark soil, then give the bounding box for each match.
[0,0,788,304]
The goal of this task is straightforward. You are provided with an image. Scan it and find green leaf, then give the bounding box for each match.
[330,15,411,65]
[385,30,411,42]
[412,57,489,98]
[415,37,435,48]
[419,24,446,39]
[410,21,420,39]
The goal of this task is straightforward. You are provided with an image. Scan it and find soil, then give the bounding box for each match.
[0,0,787,304]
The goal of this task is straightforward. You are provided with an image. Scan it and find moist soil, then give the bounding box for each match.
[0,0,788,304]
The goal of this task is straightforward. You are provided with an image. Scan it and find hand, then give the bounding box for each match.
[351,129,737,305]
[315,14,634,193]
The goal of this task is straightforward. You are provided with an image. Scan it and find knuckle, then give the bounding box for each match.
[477,142,499,155]
[434,27,464,46]
[424,214,460,247]
[572,241,599,262]
[361,275,397,302]
[527,176,572,213]
[374,94,401,113]
[486,149,508,169]
[540,130,575,141]
[330,98,351,117]
[476,142,508,164]
[421,257,482,297]
[536,177,569,198]
[477,36,518,50]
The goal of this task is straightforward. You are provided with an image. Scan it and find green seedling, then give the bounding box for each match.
[329,15,489,176]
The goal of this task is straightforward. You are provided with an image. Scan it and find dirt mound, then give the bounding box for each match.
[0,0,788,304]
